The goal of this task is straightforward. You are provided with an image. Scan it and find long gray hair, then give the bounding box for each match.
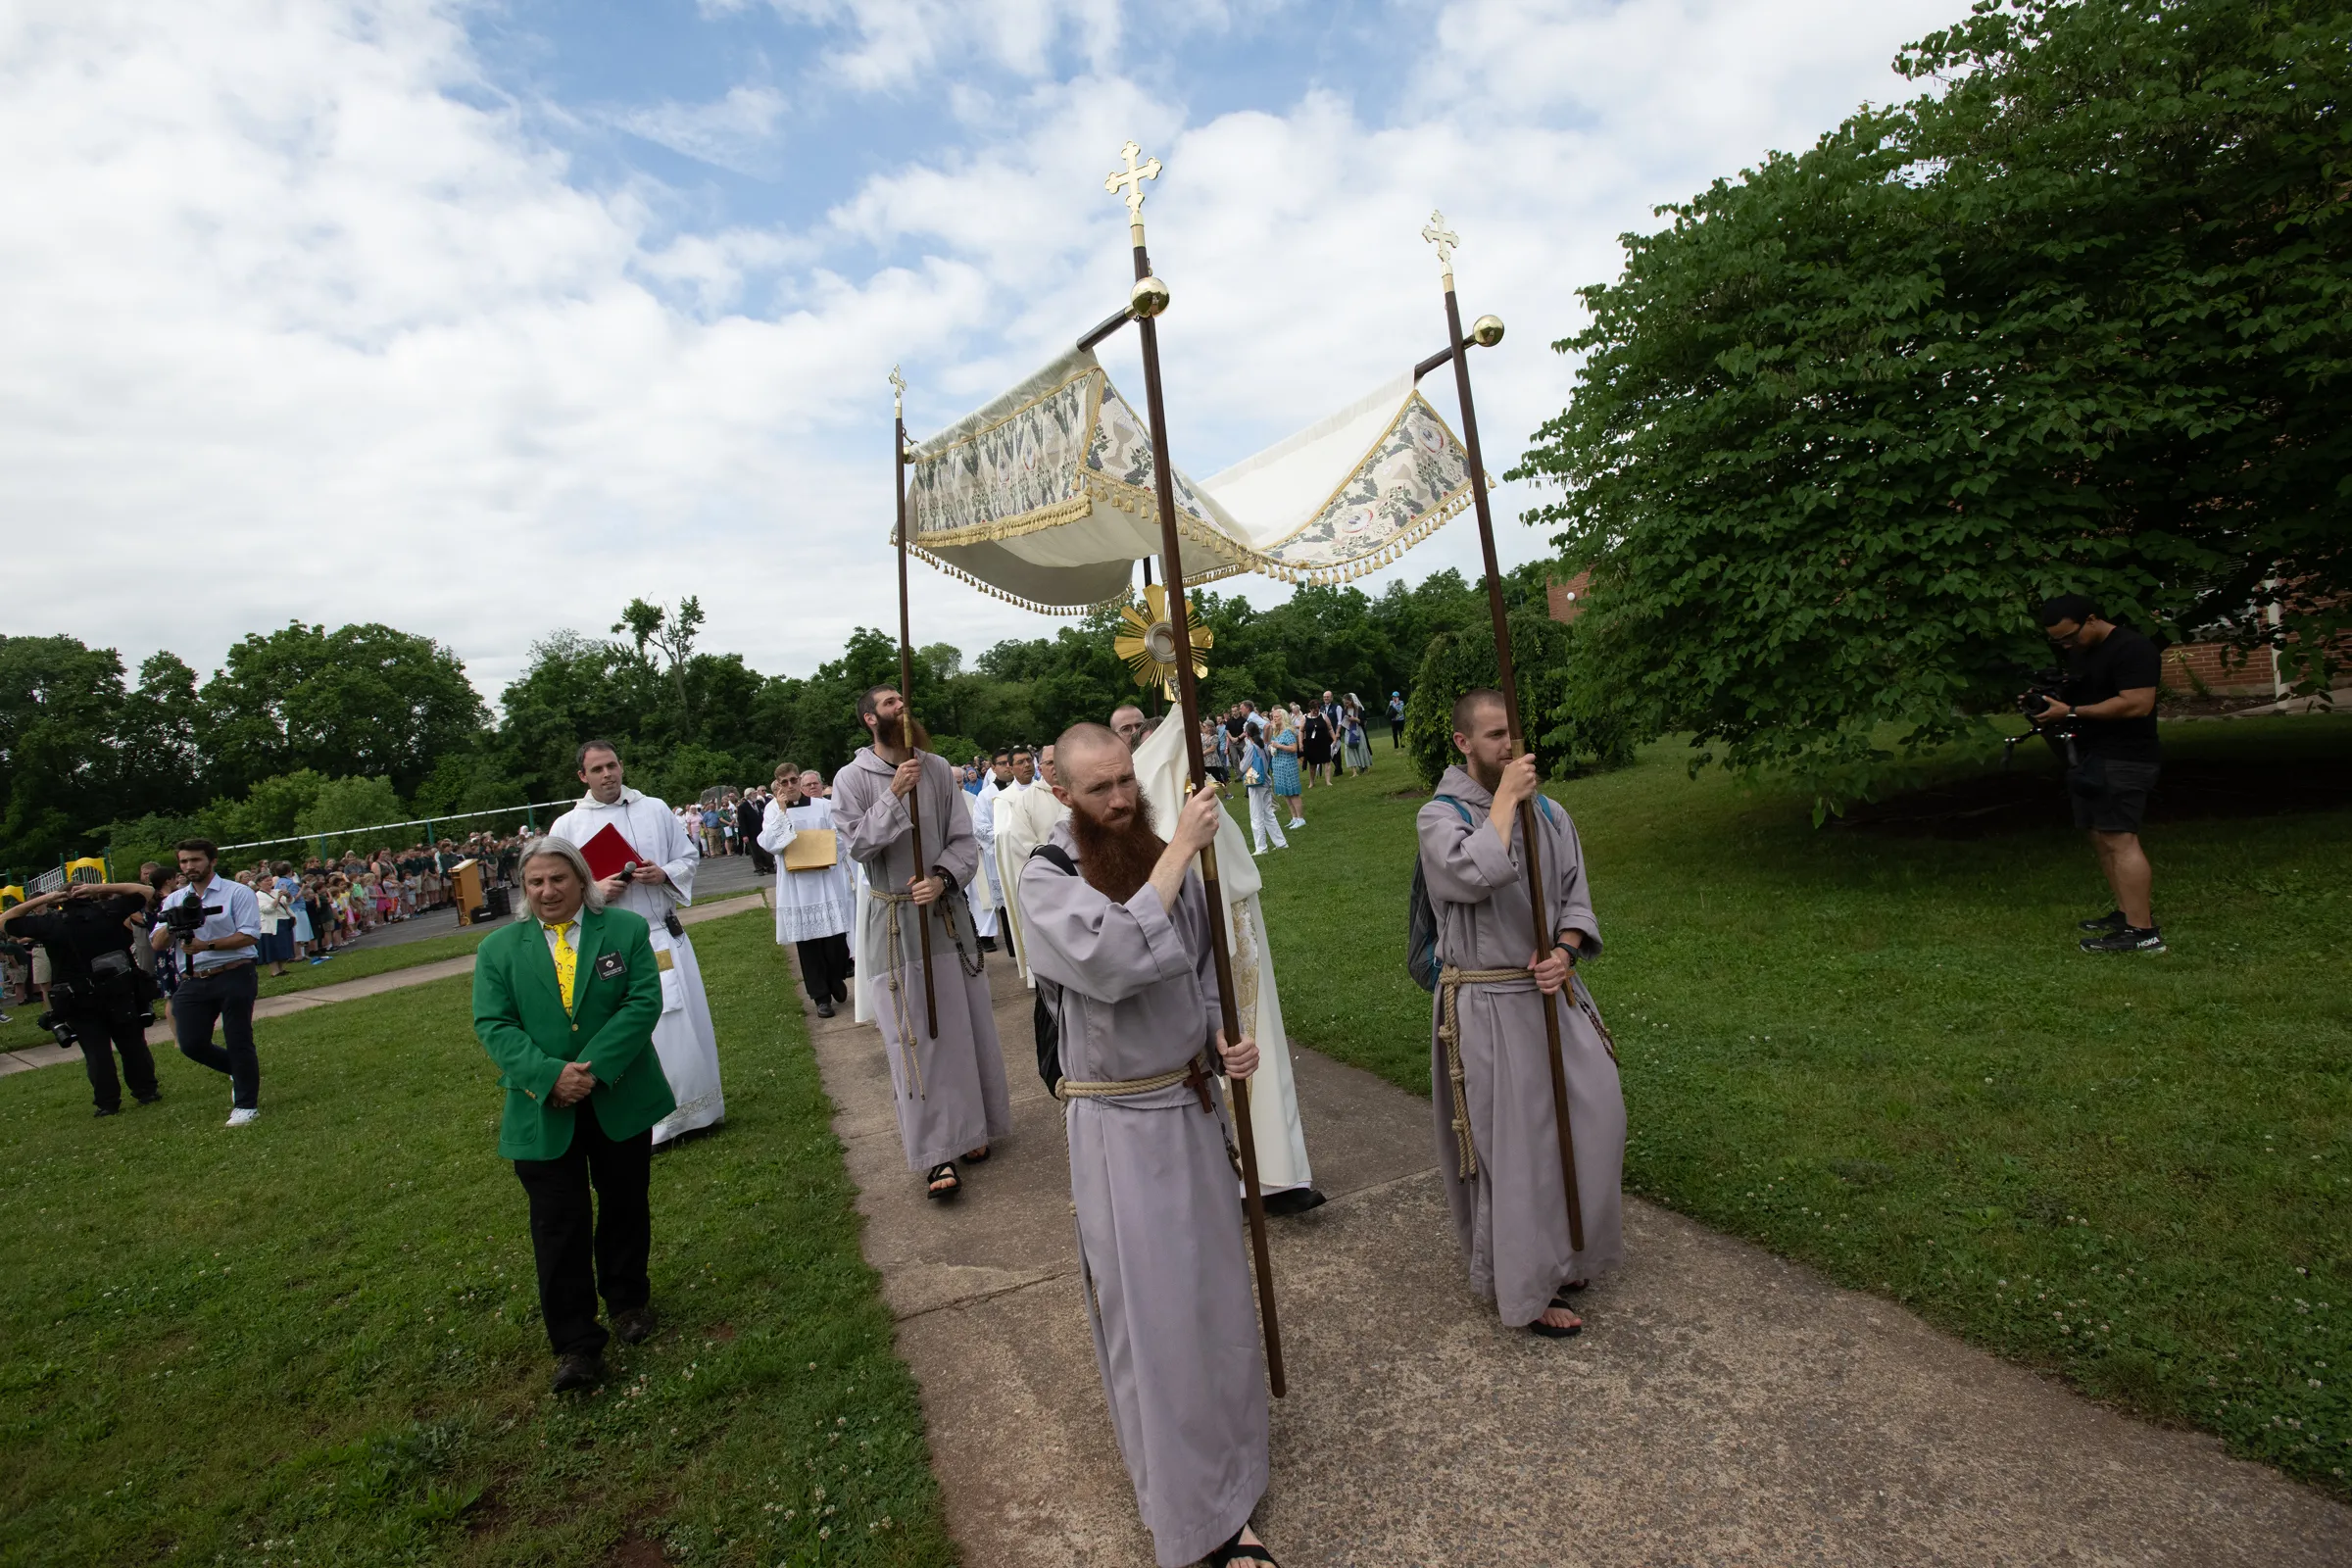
[515,836,605,914]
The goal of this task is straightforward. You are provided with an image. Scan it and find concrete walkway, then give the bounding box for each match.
[0,892,769,1079]
[804,950,2352,1566]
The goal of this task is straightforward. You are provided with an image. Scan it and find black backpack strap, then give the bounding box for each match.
[1023,843,1077,1096]
[1028,843,1078,877]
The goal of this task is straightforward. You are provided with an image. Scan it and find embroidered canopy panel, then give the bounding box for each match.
[902,349,1482,613]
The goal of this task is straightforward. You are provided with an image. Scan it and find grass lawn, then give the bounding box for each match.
[1258,714,2352,1498]
[0,910,954,1567]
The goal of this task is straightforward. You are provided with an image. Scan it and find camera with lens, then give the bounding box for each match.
[2005,664,2081,767]
[35,1007,77,1050]
[161,896,221,942]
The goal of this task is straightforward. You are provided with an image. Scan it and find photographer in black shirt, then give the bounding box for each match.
[2034,594,2166,954]
[1,881,163,1116]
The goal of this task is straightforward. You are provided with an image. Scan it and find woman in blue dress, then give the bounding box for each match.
[1269,708,1305,828]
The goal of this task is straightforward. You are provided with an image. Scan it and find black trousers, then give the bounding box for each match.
[1391,718,1405,748]
[795,932,852,1004]
[172,964,259,1109]
[65,1004,159,1112]
[514,1112,653,1358]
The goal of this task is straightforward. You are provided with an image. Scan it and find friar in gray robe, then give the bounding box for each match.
[1417,688,1626,1336]
[1019,722,1278,1568]
[831,684,1013,1197]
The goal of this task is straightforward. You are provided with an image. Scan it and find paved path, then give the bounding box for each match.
[0,891,769,1079]
[804,950,2352,1567]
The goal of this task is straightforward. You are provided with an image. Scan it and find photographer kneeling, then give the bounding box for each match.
[152,839,267,1124]
[1,880,163,1116]
[2034,595,2165,955]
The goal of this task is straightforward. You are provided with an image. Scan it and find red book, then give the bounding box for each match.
[577,823,644,882]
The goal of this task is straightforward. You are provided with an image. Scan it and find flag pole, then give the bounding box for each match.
[1107,140,1285,1398]
[892,367,940,1040]
[1423,212,1585,1254]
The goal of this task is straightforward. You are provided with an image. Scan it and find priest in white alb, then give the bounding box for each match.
[1132,708,1322,1214]
[995,741,1069,985]
[548,740,725,1145]
[969,751,1006,950]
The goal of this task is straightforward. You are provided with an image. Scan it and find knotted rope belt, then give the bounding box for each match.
[1055,1051,1214,1105]
[1436,965,1530,1179]
[1436,963,1620,1180]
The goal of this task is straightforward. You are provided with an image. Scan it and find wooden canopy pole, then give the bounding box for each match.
[891,366,939,1040]
[1106,140,1285,1398]
[1422,212,1585,1254]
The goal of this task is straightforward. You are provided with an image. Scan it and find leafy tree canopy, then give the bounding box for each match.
[1515,0,2352,790]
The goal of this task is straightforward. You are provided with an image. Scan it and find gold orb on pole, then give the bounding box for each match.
[1130,274,1171,318]
[1469,314,1505,348]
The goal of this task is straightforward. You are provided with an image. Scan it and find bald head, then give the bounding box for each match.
[1054,722,1141,826]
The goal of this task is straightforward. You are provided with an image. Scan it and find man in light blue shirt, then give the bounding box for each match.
[152,838,266,1126]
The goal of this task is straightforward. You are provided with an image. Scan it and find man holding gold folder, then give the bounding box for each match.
[473,835,673,1394]
[758,762,855,1017]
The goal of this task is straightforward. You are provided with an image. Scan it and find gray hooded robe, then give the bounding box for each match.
[1418,763,1627,1327]
[1019,820,1270,1567]
[833,746,1013,1172]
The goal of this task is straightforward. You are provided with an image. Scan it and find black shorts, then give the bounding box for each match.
[2069,757,2159,833]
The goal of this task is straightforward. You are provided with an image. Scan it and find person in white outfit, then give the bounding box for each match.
[757,763,856,1018]
[1240,729,1287,855]
[548,740,724,1146]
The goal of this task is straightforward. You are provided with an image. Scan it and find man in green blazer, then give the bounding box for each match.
[474,836,676,1392]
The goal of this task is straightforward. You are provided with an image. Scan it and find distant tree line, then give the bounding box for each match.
[1,566,1578,881]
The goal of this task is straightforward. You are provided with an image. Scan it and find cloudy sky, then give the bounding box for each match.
[2,0,1960,702]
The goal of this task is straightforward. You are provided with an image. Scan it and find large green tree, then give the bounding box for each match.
[198,622,487,799]
[1516,0,2352,787]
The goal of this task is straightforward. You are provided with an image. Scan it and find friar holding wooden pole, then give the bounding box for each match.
[1411,213,1626,1339]
[1015,141,1286,1568]
[829,367,1012,1204]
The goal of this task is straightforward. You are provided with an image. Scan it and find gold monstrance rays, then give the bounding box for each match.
[1114,582,1212,699]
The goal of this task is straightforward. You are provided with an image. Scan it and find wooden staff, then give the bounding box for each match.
[1423,212,1585,1254]
[891,366,939,1040]
[1103,140,1285,1397]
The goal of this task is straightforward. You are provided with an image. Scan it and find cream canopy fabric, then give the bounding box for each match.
[901,347,1482,613]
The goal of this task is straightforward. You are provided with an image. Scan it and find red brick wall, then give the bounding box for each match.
[1546,571,1592,623]
[2163,641,2277,696]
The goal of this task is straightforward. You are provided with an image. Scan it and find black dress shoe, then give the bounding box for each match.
[832,982,849,1004]
[134,1093,162,1105]
[979,936,998,953]
[614,1306,657,1346]
[1261,1187,1326,1217]
[552,1352,604,1393]
[93,1105,121,1118]
[815,999,836,1018]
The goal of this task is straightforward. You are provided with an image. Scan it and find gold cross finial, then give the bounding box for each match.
[1106,140,1161,237]
[1422,210,1459,286]
[889,363,906,417]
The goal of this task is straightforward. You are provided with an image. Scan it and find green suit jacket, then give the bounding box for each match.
[472,906,676,1160]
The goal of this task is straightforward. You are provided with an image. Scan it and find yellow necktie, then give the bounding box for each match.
[548,921,577,1012]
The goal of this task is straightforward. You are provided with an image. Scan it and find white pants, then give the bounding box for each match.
[1249,787,1288,853]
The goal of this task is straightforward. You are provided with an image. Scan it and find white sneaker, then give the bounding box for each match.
[225,1107,260,1127]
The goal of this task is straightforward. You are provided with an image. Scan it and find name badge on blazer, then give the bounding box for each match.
[593,952,627,980]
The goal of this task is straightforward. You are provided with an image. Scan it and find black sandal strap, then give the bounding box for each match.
[1205,1528,1279,1565]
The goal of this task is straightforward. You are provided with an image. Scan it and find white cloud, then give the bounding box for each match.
[0,0,1960,709]
[608,82,790,176]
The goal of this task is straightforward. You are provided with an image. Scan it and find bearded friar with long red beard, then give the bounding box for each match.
[831,684,1012,1202]
[1018,722,1279,1568]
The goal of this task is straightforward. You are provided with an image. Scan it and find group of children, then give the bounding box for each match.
[228,856,451,975]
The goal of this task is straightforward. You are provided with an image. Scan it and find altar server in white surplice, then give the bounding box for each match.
[1132,712,1323,1214]
[757,763,856,1019]
[548,740,725,1145]
[996,742,1070,986]
[970,754,1004,944]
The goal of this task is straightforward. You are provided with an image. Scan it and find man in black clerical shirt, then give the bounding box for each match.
[3,881,163,1116]
[2034,594,2166,954]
